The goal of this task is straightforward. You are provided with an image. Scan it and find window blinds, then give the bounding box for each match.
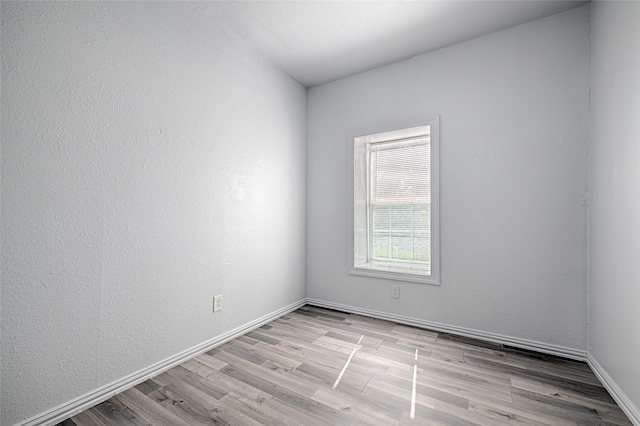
[368,137,431,267]
[369,137,430,204]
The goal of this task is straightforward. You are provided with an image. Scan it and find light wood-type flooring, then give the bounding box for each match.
[57,305,632,425]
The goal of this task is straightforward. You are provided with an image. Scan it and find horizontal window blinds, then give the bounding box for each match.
[368,137,431,267]
[369,137,430,204]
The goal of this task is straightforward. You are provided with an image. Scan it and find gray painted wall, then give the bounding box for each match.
[1,3,306,425]
[307,6,590,351]
[589,0,640,415]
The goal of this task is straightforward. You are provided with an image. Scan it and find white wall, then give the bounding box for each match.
[0,3,306,425]
[307,6,590,351]
[589,0,640,419]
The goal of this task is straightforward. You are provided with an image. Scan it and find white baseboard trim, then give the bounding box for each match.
[586,353,640,426]
[305,298,587,361]
[15,298,307,426]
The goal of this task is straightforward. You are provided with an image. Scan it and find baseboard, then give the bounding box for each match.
[15,298,307,426]
[305,298,587,361]
[586,353,640,426]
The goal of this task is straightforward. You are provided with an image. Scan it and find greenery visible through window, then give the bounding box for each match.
[352,119,439,284]
[371,204,430,264]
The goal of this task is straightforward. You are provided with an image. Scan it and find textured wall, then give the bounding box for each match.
[307,6,590,350]
[589,0,640,414]
[1,2,306,425]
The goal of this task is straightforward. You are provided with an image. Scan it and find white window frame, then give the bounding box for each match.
[349,117,440,285]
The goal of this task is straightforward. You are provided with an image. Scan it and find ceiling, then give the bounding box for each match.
[192,1,589,87]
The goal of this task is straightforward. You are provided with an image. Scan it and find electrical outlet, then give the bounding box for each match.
[391,285,400,299]
[213,295,223,312]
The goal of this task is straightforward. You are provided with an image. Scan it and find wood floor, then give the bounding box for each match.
[57,306,632,425]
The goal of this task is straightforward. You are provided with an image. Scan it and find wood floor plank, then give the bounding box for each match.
[463,348,529,370]
[410,403,491,426]
[325,329,367,344]
[215,350,320,398]
[314,334,363,350]
[163,365,228,400]
[415,367,514,404]
[178,358,220,378]
[413,360,514,404]
[311,388,401,425]
[193,353,228,371]
[386,364,516,408]
[504,348,598,377]
[339,352,390,380]
[152,379,265,426]
[372,344,425,367]
[249,340,314,370]
[149,386,231,426]
[113,387,191,426]
[261,391,336,426]
[437,333,506,353]
[217,391,284,425]
[296,360,370,393]
[347,314,397,330]
[392,324,439,340]
[365,376,440,411]
[354,347,416,371]
[343,325,400,344]
[421,353,514,386]
[70,407,114,426]
[279,316,333,336]
[261,358,335,391]
[311,336,361,355]
[219,364,355,425]
[468,397,588,426]
[273,338,350,370]
[466,350,603,388]
[222,341,270,365]
[271,319,326,341]
[510,376,632,425]
[433,399,520,426]
[204,367,277,403]
[244,329,280,346]
[383,337,467,362]
[466,399,551,425]
[133,379,161,396]
[379,369,470,409]
[93,398,151,426]
[510,387,628,426]
[297,306,350,321]
[57,306,633,426]
[398,409,451,426]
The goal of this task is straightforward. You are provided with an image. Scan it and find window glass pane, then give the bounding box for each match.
[369,204,430,264]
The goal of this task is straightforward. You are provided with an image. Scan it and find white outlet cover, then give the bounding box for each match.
[213,295,223,312]
[391,285,400,299]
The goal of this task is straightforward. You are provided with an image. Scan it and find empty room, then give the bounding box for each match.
[1,1,639,425]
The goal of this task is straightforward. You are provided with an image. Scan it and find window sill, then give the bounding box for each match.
[349,266,440,285]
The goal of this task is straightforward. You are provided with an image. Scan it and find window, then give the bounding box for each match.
[351,118,439,284]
